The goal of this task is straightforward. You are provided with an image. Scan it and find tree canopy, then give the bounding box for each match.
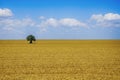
[26,35,36,44]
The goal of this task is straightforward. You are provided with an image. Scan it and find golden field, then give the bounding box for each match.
[0,40,120,80]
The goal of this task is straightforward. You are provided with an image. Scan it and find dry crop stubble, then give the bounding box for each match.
[0,40,120,80]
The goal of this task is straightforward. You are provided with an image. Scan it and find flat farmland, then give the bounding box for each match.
[0,40,120,80]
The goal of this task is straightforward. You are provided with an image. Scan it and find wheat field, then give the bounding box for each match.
[0,40,120,80]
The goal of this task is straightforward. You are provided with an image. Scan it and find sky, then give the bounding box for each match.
[0,0,120,39]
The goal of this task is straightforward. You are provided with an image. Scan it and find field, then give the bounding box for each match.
[0,40,120,80]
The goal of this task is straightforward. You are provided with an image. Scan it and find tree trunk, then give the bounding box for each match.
[29,40,32,44]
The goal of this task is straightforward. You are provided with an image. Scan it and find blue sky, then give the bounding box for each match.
[0,0,120,39]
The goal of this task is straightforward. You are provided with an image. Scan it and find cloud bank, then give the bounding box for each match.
[0,8,120,37]
[91,13,120,27]
[38,18,87,30]
[0,8,13,17]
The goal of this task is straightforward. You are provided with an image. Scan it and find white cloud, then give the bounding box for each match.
[59,18,87,27]
[91,13,120,27]
[0,8,31,34]
[37,18,87,32]
[21,18,35,27]
[45,18,58,27]
[91,14,103,22]
[38,18,87,28]
[0,17,36,35]
[0,8,13,17]
[0,18,35,27]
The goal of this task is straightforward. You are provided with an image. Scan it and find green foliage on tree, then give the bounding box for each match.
[26,35,36,44]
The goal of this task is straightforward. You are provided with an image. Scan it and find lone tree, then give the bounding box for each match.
[26,35,36,44]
